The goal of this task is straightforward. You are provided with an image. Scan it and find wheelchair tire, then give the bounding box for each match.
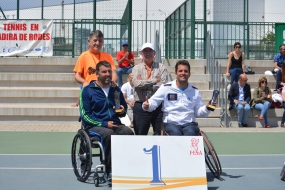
[281,164,285,181]
[71,130,92,182]
[94,172,100,187]
[199,131,222,179]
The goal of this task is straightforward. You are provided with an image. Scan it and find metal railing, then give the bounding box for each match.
[206,30,233,127]
[220,75,232,127]
[154,30,162,63]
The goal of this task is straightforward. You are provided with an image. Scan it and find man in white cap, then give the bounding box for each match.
[131,42,168,135]
[116,40,134,87]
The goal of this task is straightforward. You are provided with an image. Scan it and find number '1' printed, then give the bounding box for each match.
[143,145,165,185]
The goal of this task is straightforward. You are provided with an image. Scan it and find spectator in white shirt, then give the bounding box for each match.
[121,72,135,127]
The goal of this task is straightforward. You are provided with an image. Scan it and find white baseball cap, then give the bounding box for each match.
[141,42,155,51]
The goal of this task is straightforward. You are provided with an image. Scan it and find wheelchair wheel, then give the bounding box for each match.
[94,172,100,187]
[199,131,222,179]
[281,163,285,181]
[71,130,92,182]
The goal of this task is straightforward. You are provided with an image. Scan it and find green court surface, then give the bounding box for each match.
[0,131,284,155]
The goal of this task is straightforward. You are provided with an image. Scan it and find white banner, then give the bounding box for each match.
[0,20,53,56]
[112,136,207,190]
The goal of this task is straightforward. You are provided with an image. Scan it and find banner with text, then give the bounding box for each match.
[112,136,207,190]
[0,20,53,56]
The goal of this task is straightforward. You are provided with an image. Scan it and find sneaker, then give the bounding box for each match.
[238,123,243,128]
[107,172,112,182]
[258,115,263,120]
[227,84,231,90]
[281,123,284,128]
[264,124,270,128]
[242,123,248,127]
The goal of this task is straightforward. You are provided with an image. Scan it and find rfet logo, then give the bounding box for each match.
[190,138,203,155]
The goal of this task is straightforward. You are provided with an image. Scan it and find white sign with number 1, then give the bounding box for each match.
[112,136,207,190]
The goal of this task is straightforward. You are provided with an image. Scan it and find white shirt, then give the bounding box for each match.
[143,80,211,125]
[121,82,134,102]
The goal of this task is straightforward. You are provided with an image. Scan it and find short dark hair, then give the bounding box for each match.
[89,30,104,40]
[175,60,191,73]
[234,42,241,48]
[279,44,285,50]
[96,61,111,72]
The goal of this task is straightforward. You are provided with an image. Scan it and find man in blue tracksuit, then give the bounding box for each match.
[80,60,134,178]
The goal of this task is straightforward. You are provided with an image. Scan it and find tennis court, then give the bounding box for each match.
[0,131,284,189]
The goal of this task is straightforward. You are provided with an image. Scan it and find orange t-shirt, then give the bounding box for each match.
[73,50,116,83]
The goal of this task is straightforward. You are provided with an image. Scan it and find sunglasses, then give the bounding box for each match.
[235,46,241,49]
[142,49,154,53]
[261,80,267,84]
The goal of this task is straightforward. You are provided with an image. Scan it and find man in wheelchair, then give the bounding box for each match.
[80,61,134,179]
[142,60,216,136]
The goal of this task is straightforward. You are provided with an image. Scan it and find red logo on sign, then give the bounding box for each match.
[190,138,203,155]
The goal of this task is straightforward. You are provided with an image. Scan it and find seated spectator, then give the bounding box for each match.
[80,61,134,178]
[225,42,245,86]
[276,61,285,90]
[281,87,285,127]
[250,77,272,128]
[121,72,135,128]
[274,45,285,89]
[116,41,134,87]
[228,74,251,127]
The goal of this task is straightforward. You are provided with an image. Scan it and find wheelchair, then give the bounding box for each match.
[163,128,222,179]
[281,162,285,181]
[71,127,111,187]
[198,131,222,179]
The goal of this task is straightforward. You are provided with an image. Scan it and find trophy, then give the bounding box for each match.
[207,90,220,111]
[114,91,123,113]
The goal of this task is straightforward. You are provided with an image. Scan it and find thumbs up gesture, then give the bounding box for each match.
[142,96,150,110]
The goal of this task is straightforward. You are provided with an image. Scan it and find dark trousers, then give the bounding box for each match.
[88,124,134,173]
[133,102,163,135]
[164,122,200,136]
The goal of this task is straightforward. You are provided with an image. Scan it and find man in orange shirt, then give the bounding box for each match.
[116,41,134,87]
[74,30,117,88]
[72,30,117,107]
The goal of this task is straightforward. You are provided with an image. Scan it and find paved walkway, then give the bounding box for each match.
[1,122,285,132]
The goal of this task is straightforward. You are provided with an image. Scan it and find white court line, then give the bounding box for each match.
[219,154,285,157]
[0,154,70,156]
[1,154,285,156]
[0,167,282,170]
[0,167,73,170]
[219,167,281,170]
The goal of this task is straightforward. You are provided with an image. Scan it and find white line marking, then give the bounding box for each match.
[1,154,284,156]
[0,154,70,156]
[219,154,285,156]
[0,167,73,170]
[216,167,282,170]
[0,167,282,170]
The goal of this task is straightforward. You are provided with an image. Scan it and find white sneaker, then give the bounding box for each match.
[227,84,231,90]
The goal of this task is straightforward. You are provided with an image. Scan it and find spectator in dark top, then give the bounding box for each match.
[276,62,285,90]
[225,42,245,86]
[274,45,285,90]
[228,74,251,127]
